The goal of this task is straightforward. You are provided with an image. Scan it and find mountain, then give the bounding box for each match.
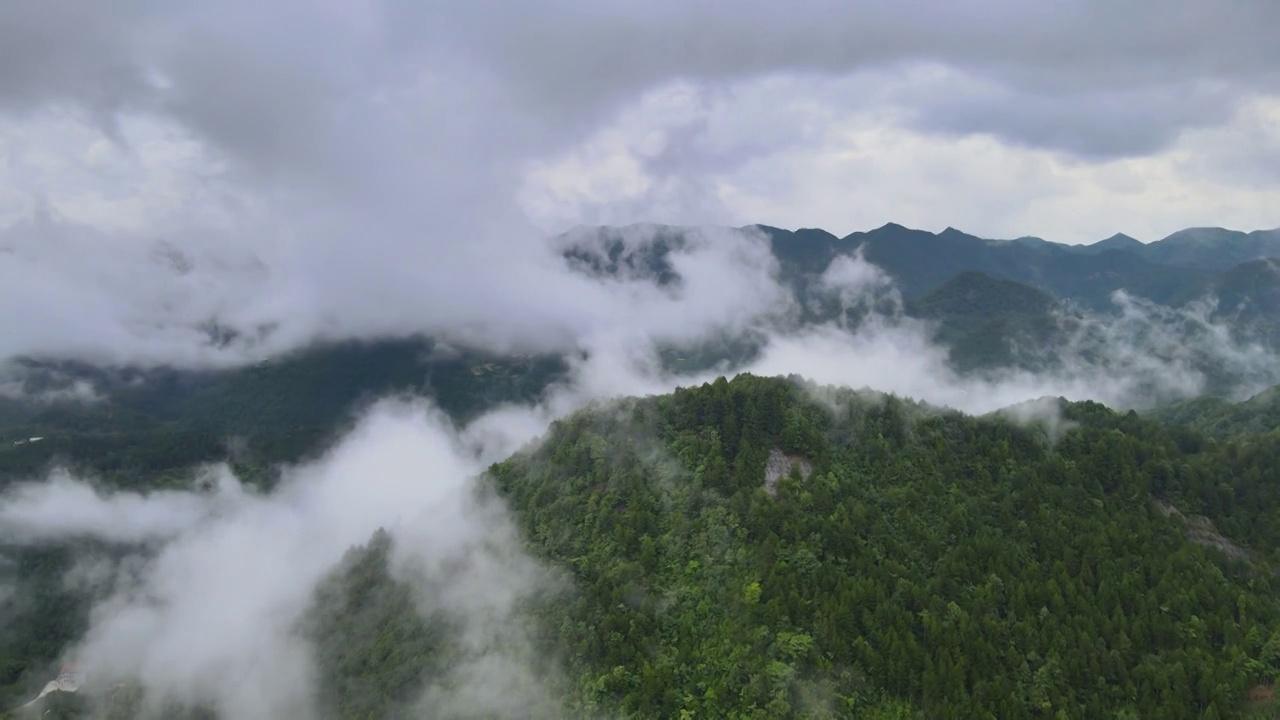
[4,220,1280,717]
[2,220,1274,473]
[0,339,567,439]
[749,225,854,279]
[843,223,1008,299]
[1082,232,1144,254]
[827,224,1249,308]
[560,223,689,286]
[1141,228,1280,271]
[0,339,569,493]
[361,376,1280,717]
[564,222,1275,312]
[907,272,1066,372]
[1205,258,1280,345]
[1149,384,1280,438]
[6,375,1280,717]
[911,270,1057,318]
[14,375,1280,718]
[556,222,1280,391]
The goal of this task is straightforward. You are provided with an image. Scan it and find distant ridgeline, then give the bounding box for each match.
[0,223,1273,523]
[560,222,1280,387]
[559,222,1280,309]
[1,221,1277,455]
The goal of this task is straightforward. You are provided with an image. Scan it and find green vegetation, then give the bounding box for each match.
[0,338,568,444]
[1150,385,1280,439]
[0,542,94,707]
[252,375,1280,718]
[306,529,449,720]
[482,375,1280,717]
[907,272,1066,372]
[244,375,1280,718]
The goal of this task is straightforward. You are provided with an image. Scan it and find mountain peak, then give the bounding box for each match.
[917,270,1056,318]
[1091,232,1143,250]
[938,226,979,239]
[1158,227,1243,244]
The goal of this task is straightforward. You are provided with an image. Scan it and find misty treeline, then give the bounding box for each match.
[4,375,1280,718]
[483,375,1280,718]
[307,377,1280,718]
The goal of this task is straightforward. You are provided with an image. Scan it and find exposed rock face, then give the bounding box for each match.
[764,448,812,496]
[1155,500,1254,564]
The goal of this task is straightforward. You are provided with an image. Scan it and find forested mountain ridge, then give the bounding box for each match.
[4,374,1280,717]
[559,222,1280,378]
[492,375,1280,718]
[293,374,1280,719]
[1150,384,1280,439]
[274,378,1280,718]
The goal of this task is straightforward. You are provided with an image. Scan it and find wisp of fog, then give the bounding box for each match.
[0,400,568,718]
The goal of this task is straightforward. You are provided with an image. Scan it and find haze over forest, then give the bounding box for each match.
[1,2,1280,718]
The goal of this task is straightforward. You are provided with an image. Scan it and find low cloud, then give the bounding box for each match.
[0,358,105,404]
[748,254,1280,415]
[0,399,570,718]
[3,1,1280,371]
[0,209,789,369]
[0,467,247,544]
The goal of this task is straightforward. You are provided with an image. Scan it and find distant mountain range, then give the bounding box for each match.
[563,221,1280,378]
[2,222,1278,457]
[564,221,1280,309]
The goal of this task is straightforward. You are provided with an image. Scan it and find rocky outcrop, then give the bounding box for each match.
[1155,500,1254,564]
[764,448,812,496]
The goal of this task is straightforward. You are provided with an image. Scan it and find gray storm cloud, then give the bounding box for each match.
[1,1,1279,366]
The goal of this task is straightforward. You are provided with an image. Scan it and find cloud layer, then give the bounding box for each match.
[1,1,1278,368]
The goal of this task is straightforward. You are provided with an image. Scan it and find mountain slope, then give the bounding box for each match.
[1204,258,1280,345]
[1084,233,1145,254]
[907,272,1066,372]
[911,270,1057,318]
[5,229,1276,482]
[1143,228,1280,271]
[560,222,1253,310]
[1,339,567,438]
[5,376,1280,717]
[1149,384,1280,439]
[479,375,1280,718]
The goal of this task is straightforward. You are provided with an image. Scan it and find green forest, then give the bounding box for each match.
[486,375,1280,718]
[4,374,1280,718]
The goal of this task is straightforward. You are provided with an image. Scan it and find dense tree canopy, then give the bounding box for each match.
[3,374,1280,718]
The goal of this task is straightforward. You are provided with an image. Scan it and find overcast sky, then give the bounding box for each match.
[1,0,1278,365]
